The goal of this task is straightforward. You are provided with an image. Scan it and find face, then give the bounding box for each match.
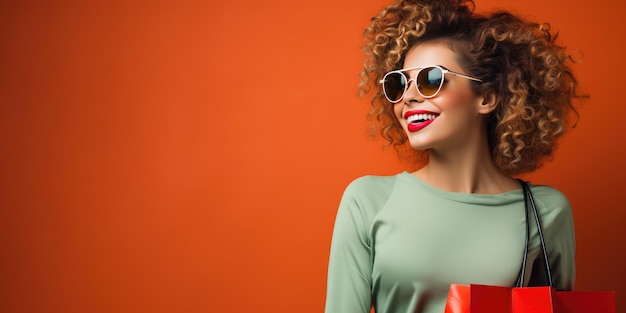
[393,42,492,152]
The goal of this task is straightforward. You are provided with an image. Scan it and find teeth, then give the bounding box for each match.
[407,113,437,123]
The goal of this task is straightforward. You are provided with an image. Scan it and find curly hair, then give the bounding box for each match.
[360,0,586,175]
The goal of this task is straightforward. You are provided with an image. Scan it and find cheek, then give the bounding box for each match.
[435,87,478,111]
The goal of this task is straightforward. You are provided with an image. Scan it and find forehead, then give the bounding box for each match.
[402,42,460,70]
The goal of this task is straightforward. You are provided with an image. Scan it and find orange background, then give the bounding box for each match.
[0,0,624,312]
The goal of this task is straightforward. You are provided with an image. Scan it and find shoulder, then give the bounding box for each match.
[527,183,574,231]
[343,174,398,196]
[528,184,571,211]
[337,174,399,219]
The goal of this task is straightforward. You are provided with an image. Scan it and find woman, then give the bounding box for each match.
[325,0,584,312]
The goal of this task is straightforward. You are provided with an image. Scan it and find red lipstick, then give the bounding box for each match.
[404,110,439,132]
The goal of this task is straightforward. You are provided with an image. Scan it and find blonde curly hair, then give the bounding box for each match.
[360,0,585,175]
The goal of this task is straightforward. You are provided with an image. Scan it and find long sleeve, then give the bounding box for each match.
[528,185,576,291]
[325,176,395,313]
[325,186,373,313]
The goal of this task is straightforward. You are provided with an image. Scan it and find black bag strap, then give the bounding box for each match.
[516,179,553,288]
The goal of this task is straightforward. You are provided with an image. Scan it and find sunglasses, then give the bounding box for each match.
[379,65,483,103]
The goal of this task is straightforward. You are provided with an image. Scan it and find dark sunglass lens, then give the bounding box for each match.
[383,72,406,102]
[417,67,444,97]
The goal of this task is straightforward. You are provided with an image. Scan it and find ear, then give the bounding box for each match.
[476,89,498,115]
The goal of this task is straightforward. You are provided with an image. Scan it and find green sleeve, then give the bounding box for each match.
[529,185,576,291]
[325,176,394,313]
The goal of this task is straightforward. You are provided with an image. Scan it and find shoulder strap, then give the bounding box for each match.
[516,179,553,287]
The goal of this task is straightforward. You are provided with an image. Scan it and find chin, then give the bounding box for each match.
[406,140,431,151]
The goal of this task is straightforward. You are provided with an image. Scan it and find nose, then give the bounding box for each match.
[402,78,425,104]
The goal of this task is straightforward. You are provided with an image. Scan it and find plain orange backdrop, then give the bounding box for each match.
[0,0,624,312]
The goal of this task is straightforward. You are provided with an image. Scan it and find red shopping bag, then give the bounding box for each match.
[516,286,615,312]
[444,283,471,313]
[444,283,616,313]
[444,284,513,313]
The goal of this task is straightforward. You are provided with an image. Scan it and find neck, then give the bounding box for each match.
[413,130,518,194]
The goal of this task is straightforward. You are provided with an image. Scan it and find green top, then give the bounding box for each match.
[325,172,575,313]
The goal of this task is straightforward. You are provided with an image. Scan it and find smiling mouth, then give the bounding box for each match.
[403,110,439,132]
[406,113,438,124]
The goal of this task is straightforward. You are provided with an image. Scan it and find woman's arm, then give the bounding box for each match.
[325,178,377,313]
[529,185,576,291]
